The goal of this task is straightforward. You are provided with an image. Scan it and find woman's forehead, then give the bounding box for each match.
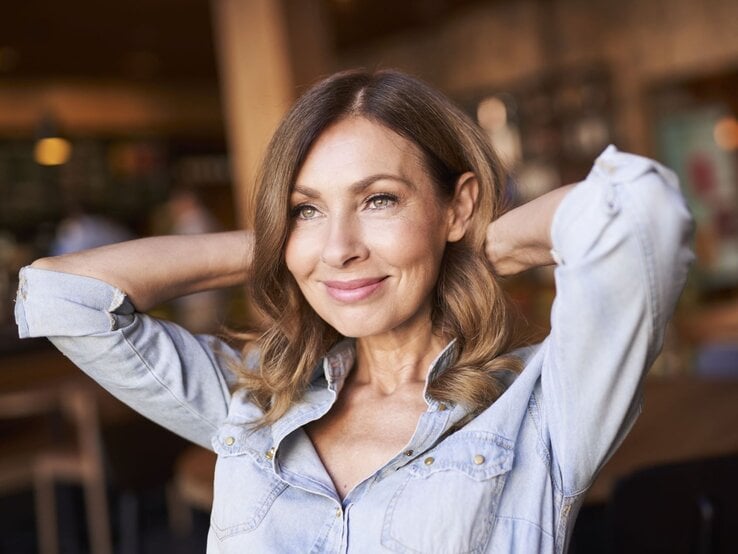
[294,117,428,191]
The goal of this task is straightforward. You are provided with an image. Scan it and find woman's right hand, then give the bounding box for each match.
[31,231,253,312]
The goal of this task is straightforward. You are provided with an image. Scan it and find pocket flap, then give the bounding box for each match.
[211,423,272,465]
[411,431,514,481]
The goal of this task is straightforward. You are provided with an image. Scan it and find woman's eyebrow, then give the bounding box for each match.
[293,174,415,198]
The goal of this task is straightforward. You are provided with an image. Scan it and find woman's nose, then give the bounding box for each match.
[320,215,368,268]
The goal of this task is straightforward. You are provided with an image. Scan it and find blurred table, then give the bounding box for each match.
[586,376,738,504]
[1,344,77,388]
[0,344,132,422]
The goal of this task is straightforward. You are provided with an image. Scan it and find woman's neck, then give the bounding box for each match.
[352,323,449,396]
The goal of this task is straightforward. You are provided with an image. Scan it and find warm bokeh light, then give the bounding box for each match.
[477,96,508,131]
[33,137,72,165]
[714,116,738,151]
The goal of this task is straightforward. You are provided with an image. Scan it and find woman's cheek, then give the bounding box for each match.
[284,231,315,277]
[373,218,441,262]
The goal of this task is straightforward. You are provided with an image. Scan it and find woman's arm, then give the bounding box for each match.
[31,231,252,312]
[486,146,693,496]
[485,184,575,275]
[504,147,693,495]
[17,230,253,449]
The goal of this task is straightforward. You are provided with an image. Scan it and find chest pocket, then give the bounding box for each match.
[381,431,514,554]
[209,426,287,541]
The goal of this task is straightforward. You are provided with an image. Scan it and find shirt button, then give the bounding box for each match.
[598,160,617,174]
[265,447,275,460]
[335,507,342,518]
[424,457,435,466]
[404,449,414,457]
[473,454,485,465]
[224,436,235,446]
[438,403,447,411]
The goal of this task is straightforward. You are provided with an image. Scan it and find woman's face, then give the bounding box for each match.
[285,116,455,339]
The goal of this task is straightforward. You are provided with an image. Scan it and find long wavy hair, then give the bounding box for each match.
[236,69,524,425]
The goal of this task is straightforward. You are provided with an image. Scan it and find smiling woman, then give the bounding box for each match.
[15,69,694,553]
[246,72,522,435]
[287,118,460,332]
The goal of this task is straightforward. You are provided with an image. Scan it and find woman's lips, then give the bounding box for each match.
[323,277,387,303]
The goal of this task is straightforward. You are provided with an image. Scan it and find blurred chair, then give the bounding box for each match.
[607,453,738,554]
[0,383,112,554]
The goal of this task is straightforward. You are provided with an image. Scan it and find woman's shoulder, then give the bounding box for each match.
[501,341,546,386]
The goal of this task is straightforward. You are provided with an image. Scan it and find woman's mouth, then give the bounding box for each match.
[322,277,387,303]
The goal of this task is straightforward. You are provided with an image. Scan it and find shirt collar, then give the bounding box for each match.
[320,337,459,404]
[422,339,458,403]
[321,338,356,391]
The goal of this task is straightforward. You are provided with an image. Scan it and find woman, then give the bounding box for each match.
[16,70,693,553]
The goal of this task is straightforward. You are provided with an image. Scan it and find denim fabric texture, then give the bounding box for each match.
[15,146,694,553]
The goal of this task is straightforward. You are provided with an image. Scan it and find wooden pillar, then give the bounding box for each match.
[210,0,332,228]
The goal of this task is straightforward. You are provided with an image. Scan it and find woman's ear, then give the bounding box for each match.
[447,172,479,242]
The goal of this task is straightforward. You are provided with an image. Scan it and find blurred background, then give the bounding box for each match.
[1,0,737,552]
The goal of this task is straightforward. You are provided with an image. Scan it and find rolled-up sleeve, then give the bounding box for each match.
[541,145,694,495]
[15,267,240,450]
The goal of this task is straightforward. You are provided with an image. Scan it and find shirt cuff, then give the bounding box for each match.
[549,144,670,266]
[15,266,134,338]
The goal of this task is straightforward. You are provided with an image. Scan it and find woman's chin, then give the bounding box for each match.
[315,303,433,342]
[322,316,386,340]
[329,323,379,339]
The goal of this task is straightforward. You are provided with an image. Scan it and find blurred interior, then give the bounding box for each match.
[1,0,738,552]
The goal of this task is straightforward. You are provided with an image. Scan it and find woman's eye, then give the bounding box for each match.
[292,204,319,220]
[366,194,397,210]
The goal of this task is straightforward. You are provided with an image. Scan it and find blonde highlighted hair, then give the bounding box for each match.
[236,69,523,425]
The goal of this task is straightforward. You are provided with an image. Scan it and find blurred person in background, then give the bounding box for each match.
[50,202,134,256]
[15,69,693,553]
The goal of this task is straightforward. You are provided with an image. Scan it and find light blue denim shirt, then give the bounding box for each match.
[15,146,693,553]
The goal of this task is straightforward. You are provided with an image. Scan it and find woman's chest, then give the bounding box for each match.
[209,420,534,553]
[304,399,423,498]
